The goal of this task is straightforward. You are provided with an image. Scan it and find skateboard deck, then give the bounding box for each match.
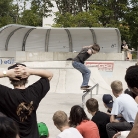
[82,86,93,93]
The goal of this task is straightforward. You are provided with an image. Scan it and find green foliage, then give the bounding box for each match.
[0,0,15,27]
[53,12,101,27]
[0,0,53,27]
[125,5,138,49]
[20,9,42,26]
[31,0,53,17]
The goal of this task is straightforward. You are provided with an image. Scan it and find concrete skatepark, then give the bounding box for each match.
[0,24,134,137]
[0,60,136,138]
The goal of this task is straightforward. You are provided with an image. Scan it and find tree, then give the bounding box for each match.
[13,0,54,26]
[0,0,15,27]
[125,5,138,49]
[31,0,53,17]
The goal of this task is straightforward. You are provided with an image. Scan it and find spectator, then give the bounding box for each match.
[37,122,49,138]
[69,105,100,138]
[121,40,129,60]
[121,40,128,51]
[124,89,138,104]
[103,94,124,121]
[125,65,138,138]
[106,80,138,138]
[102,94,114,115]
[0,117,19,138]
[86,98,110,138]
[0,63,53,138]
[52,110,83,138]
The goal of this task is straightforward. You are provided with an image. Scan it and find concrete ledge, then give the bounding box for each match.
[0,51,125,63]
[14,51,124,62]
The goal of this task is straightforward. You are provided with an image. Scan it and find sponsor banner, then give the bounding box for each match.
[0,58,14,65]
[85,61,114,72]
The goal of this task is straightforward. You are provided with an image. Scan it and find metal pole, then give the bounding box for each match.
[82,83,99,109]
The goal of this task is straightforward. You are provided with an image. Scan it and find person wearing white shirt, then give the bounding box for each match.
[53,110,83,138]
[106,80,138,138]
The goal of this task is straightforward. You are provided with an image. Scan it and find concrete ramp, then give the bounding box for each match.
[27,61,135,95]
[89,67,111,94]
[0,61,135,95]
[50,69,85,93]
[50,67,112,94]
[48,68,110,94]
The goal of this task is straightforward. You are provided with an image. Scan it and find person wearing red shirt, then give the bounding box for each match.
[69,105,100,138]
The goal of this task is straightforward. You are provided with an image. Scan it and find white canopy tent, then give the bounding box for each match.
[0,24,121,53]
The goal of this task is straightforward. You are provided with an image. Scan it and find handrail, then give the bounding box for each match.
[82,83,99,109]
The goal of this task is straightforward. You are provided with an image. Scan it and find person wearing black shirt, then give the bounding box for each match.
[86,98,110,138]
[0,63,53,138]
[72,44,100,90]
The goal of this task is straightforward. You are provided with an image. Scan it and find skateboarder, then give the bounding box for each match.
[72,44,100,90]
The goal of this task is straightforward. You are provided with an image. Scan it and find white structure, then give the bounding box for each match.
[42,0,58,27]
[0,24,121,53]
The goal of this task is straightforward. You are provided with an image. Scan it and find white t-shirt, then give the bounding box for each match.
[111,94,138,122]
[117,131,130,138]
[56,127,83,138]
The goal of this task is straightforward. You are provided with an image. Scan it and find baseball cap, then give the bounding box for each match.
[37,122,49,137]
[102,94,113,108]
[8,63,26,70]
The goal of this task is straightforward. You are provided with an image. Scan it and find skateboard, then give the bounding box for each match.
[82,86,93,93]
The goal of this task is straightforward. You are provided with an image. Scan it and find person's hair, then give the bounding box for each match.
[53,111,68,128]
[92,43,100,52]
[124,89,137,99]
[111,80,123,94]
[69,105,89,127]
[0,117,19,138]
[124,89,133,97]
[125,65,138,89]
[86,98,99,112]
[9,79,28,87]
[0,112,7,117]
[8,63,28,87]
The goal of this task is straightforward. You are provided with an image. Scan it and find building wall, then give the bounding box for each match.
[0,51,124,68]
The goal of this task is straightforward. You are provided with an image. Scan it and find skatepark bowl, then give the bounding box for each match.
[0,60,135,137]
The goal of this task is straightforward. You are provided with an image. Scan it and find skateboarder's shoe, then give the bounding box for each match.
[81,85,91,90]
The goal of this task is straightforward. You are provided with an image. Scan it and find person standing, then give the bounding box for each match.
[121,40,129,60]
[121,40,128,51]
[0,63,53,138]
[72,44,100,90]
